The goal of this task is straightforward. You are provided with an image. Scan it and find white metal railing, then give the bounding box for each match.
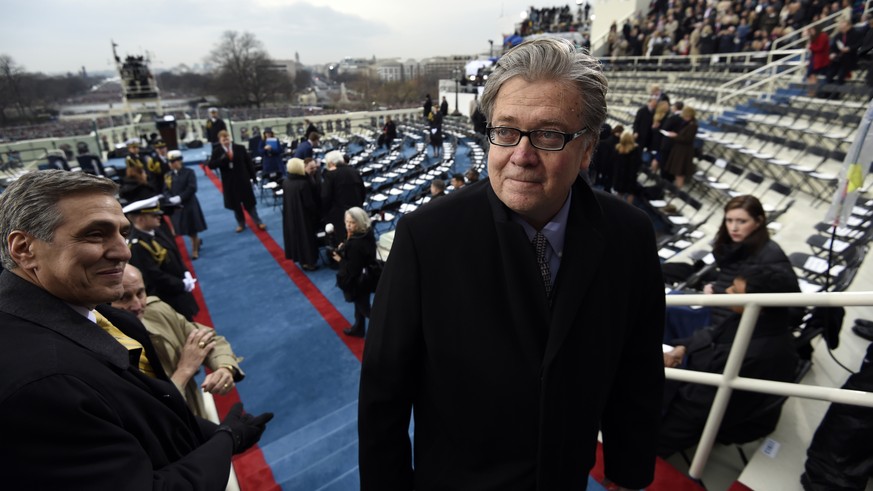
[770,7,851,59]
[715,50,805,104]
[665,291,873,480]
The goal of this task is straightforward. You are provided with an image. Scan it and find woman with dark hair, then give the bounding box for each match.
[704,195,796,294]
[332,207,377,337]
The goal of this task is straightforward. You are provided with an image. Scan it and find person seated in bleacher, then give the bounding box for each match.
[450,173,465,191]
[430,178,446,200]
[703,195,797,295]
[111,265,244,420]
[658,265,801,457]
[464,168,480,183]
[75,143,106,176]
[826,18,863,86]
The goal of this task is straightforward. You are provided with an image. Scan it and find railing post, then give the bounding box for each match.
[688,303,762,479]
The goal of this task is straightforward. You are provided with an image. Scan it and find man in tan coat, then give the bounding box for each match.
[112,264,244,419]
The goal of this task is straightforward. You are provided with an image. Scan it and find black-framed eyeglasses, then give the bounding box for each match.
[486,126,588,151]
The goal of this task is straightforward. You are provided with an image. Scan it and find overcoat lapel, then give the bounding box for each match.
[486,186,548,370]
[544,179,605,366]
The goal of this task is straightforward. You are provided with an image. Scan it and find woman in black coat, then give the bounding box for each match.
[704,195,797,295]
[282,158,320,270]
[165,151,207,259]
[332,206,377,337]
[612,130,642,203]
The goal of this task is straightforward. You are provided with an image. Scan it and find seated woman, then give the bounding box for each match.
[331,207,377,337]
[658,265,801,457]
[704,195,796,295]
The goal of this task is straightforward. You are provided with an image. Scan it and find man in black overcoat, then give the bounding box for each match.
[0,170,271,489]
[633,95,658,152]
[208,130,266,233]
[321,150,366,245]
[358,38,665,491]
[205,107,227,145]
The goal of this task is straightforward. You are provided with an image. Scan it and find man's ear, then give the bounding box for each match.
[8,230,36,269]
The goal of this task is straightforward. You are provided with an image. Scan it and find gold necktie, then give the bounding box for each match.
[94,311,156,378]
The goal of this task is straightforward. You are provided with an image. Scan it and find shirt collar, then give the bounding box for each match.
[510,188,572,257]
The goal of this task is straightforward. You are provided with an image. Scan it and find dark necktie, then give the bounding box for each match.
[532,232,552,300]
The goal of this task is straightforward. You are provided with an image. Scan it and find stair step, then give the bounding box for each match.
[267,418,358,484]
[279,438,359,490]
[315,466,360,491]
[261,400,357,463]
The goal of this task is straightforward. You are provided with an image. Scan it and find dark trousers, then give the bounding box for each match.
[232,202,262,226]
[353,294,371,332]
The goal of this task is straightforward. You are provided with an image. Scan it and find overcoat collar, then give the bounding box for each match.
[0,270,130,370]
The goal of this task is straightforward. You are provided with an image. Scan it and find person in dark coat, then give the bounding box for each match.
[613,130,643,203]
[248,125,262,157]
[439,96,449,116]
[282,158,320,271]
[321,150,366,245]
[428,108,444,157]
[205,107,227,145]
[826,19,863,85]
[659,265,801,457]
[633,95,658,153]
[423,93,433,119]
[207,130,266,233]
[165,150,207,259]
[655,101,685,170]
[358,38,664,490]
[331,206,377,337]
[590,123,616,192]
[377,116,397,149]
[663,106,698,189]
[0,170,271,489]
[125,197,199,321]
[293,131,319,160]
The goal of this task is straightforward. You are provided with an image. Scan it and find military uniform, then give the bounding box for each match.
[128,227,199,320]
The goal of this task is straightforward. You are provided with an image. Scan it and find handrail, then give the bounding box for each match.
[770,7,851,56]
[664,291,873,480]
[715,55,805,105]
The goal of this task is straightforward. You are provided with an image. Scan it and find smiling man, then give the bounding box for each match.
[0,170,271,489]
[359,38,665,490]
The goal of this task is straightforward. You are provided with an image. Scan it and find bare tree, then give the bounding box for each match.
[0,55,27,121]
[207,31,288,108]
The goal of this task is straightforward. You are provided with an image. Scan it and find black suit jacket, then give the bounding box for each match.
[208,143,257,210]
[359,177,665,490]
[128,227,199,319]
[322,165,366,238]
[0,271,232,490]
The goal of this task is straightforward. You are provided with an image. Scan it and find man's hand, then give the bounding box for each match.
[203,366,235,395]
[216,402,274,454]
[703,283,715,295]
[664,345,686,368]
[179,328,214,373]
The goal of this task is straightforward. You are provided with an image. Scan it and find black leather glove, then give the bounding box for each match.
[215,402,274,454]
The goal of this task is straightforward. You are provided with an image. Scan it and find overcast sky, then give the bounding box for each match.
[0,0,587,75]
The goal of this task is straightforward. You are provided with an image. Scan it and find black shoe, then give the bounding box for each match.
[852,323,873,342]
[854,318,873,329]
[343,327,365,337]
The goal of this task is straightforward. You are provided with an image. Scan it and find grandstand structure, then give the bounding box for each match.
[1,1,873,489]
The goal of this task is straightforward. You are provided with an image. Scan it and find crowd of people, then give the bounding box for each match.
[518,4,592,37]
[606,0,867,58]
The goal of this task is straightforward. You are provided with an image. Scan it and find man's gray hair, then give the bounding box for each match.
[479,37,608,148]
[0,170,118,270]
